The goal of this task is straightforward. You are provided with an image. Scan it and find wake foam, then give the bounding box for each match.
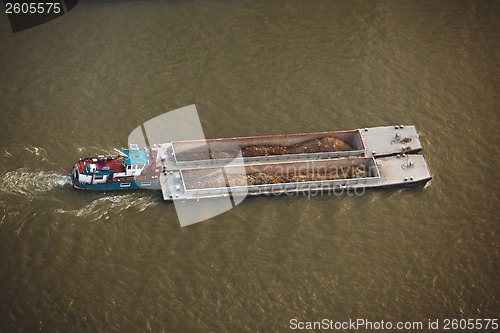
[56,194,156,221]
[0,168,71,196]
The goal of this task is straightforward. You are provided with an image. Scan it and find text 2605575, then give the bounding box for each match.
[5,2,62,14]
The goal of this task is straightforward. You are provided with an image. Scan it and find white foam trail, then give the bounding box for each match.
[24,145,44,156]
[0,168,71,196]
[56,194,156,221]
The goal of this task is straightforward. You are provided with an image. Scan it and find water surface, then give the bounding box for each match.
[0,1,499,332]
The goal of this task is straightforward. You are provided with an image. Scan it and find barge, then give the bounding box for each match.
[71,122,431,200]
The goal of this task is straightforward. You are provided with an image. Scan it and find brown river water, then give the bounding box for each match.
[0,1,499,332]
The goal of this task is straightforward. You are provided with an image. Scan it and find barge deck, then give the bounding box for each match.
[155,125,431,201]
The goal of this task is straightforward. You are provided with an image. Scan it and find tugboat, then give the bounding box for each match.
[71,144,161,190]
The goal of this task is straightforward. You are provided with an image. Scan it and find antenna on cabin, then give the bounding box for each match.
[114,148,129,158]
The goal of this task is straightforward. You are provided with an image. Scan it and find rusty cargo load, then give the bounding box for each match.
[170,130,365,166]
[180,158,379,194]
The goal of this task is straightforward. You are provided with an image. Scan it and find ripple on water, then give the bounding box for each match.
[56,194,157,222]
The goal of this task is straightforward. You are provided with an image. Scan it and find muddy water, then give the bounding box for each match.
[0,1,499,332]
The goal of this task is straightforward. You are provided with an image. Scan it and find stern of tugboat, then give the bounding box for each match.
[71,164,84,189]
